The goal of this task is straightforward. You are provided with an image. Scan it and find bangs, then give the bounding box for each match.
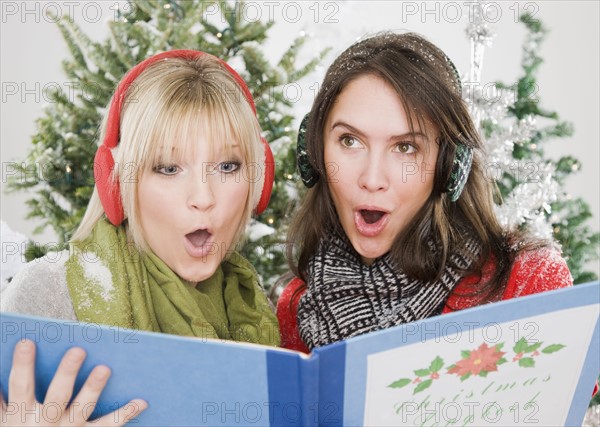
[142,104,249,173]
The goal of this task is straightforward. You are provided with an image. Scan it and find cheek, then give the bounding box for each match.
[137,178,173,227]
[136,181,153,221]
[324,145,349,210]
[323,140,337,179]
[219,180,250,217]
[235,180,250,205]
[326,182,354,231]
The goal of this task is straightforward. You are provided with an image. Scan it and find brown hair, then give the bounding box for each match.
[287,32,542,304]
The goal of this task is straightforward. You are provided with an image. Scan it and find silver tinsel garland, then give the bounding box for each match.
[464,0,559,240]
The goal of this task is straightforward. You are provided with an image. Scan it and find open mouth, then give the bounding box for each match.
[354,208,389,237]
[360,209,386,224]
[185,229,212,248]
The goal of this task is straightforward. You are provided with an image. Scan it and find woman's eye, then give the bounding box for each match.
[218,161,241,174]
[396,143,416,154]
[154,165,179,175]
[340,135,360,148]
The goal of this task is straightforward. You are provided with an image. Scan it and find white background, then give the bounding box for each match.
[1,1,598,274]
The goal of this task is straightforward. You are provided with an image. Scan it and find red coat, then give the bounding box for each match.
[276,247,573,354]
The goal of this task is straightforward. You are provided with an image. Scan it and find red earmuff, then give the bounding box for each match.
[94,50,274,225]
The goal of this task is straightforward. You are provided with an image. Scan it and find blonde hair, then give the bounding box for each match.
[72,54,264,251]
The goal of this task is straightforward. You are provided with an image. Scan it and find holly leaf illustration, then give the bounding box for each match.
[495,342,505,351]
[542,344,566,354]
[513,337,528,353]
[525,342,542,353]
[388,378,411,389]
[414,369,431,377]
[429,356,444,372]
[497,357,507,365]
[414,379,433,394]
[519,357,535,368]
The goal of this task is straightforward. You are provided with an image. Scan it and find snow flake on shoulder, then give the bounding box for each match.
[79,252,114,300]
[508,246,573,298]
[0,251,77,320]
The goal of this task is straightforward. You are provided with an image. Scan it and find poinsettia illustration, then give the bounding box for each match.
[388,356,444,394]
[385,340,566,393]
[447,343,506,381]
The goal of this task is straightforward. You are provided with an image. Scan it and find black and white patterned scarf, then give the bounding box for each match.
[297,232,480,349]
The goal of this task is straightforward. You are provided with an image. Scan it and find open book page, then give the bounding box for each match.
[317,281,599,426]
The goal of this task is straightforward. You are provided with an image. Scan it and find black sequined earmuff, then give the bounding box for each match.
[443,55,473,202]
[297,114,319,188]
[296,54,473,202]
[445,143,473,202]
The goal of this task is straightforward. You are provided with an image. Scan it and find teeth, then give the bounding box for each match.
[186,229,210,247]
[361,210,385,225]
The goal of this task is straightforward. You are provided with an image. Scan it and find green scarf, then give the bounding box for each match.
[65,219,279,347]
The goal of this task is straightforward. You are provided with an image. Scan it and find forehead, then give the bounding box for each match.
[334,74,442,138]
[327,75,416,134]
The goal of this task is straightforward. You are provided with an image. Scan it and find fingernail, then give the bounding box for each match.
[66,347,87,361]
[17,339,34,354]
[137,399,149,411]
[93,365,111,380]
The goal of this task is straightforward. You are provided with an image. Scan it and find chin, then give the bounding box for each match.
[359,253,384,264]
[177,266,217,284]
[353,241,387,260]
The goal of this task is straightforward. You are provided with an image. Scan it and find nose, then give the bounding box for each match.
[187,167,216,211]
[358,152,389,192]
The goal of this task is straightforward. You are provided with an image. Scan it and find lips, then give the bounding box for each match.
[184,228,213,257]
[354,207,389,237]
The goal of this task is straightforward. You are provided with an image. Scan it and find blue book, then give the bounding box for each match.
[1,281,598,426]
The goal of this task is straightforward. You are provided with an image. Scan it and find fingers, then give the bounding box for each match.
[0,388,6,418]
[90,399,148,426]
[68,365,112,424]
[8,339,36,406]
[44,347,87,412]
[4,342,147,426]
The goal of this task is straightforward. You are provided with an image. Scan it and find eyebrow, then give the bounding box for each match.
[159,143,241,151]
[330,121,430,141]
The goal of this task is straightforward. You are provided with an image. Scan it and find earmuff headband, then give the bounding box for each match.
[95,50,274,225]
[104,50,257,150]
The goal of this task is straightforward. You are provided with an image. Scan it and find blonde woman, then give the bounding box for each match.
[1,50,279,424]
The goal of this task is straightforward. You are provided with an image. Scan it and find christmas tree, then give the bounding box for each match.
[465,10,599,285]
[6,1,598,290]
[5,0,326,287]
